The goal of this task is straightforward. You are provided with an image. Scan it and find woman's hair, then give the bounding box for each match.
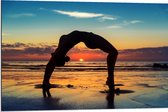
[65,56,70,62]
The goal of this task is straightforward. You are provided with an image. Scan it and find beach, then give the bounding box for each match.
[2,1,168,111]
[2,61,168,110]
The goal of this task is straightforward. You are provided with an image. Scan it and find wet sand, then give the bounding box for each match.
[2,71,168,110]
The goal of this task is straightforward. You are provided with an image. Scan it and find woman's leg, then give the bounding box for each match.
[106,49,118,90]
[43,56,56,85]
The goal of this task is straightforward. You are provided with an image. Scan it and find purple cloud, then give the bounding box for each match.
[2,42,168,61]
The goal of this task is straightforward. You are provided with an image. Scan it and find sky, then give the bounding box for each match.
[2,1,168,61]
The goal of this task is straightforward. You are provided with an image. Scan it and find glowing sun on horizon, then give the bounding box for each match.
[79,58,84,62]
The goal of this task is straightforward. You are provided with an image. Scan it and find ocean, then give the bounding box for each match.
[2,61,168,72]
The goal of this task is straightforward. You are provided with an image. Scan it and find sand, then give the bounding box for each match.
[2,71,168,110]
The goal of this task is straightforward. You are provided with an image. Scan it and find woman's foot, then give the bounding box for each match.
[42,82,51,88]
[106,77,115,91]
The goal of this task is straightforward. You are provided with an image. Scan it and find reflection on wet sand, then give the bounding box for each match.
[106,89,115,109]
[105,86,135,109]
[42,89,61,110]
[41,86,116,109]
[41,84,135,110]
[43,87,51,98]
[2,71,168,110]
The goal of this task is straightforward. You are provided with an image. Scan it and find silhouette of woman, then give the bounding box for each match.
[43,31,118,90]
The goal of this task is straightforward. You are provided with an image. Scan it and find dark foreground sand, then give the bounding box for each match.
[2,71,168,110]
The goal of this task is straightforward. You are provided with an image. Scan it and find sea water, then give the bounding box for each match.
[2,61,168,72]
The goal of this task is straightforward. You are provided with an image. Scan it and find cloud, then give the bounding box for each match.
[38,7,46,10]
[53,10,116,21]
[23,47,54,54]
[123,20,143,25]
[2,42,168,61]
[2,42,56,61]
[8,13,36,18]
[2,42,106,61]
[53,10,104,18]
[2,32,9,37]
[107,20,143,29]
[129,20,142,24]
[98,15,116,22]
[2,42,28,48]
[2,42,57,49]
[107,25,122,29]
[119,47,168,61]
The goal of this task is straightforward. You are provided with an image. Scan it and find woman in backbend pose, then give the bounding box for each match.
[43,30,118,90]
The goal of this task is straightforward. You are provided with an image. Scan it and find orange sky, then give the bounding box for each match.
[2,42,168,61]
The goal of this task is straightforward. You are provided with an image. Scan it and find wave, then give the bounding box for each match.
[2,61,168,72]
[2,65,168,72]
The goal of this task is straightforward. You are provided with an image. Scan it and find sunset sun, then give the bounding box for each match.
[79,58,84,62]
